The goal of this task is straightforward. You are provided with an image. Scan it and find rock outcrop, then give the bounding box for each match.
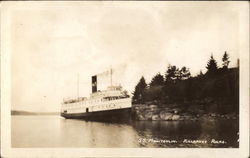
[132,104,183,121]
[132,104,238,121]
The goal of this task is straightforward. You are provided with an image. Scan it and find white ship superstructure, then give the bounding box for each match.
[60,69,132,120]
[61,85,131,114]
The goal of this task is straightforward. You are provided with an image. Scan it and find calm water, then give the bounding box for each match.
[11,115,239,148]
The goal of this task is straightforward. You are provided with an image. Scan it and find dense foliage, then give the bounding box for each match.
[132,77,147,103]
[132,52,239,114]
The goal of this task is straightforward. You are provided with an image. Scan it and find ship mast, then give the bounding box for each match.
[110,67,112,86]
[77,73,79,99]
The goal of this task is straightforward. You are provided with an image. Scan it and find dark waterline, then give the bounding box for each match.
[11,115,239,148]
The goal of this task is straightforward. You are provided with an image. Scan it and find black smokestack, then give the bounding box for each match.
[92,75,97,93]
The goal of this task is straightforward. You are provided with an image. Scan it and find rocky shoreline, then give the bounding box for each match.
[131,104,238,121]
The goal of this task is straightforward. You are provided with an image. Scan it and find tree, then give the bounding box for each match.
[165,65,191,82]
[197,70,204,78]
[132,76,147,103]
[165,65,179,83]
[178,67,191,80]
[206,55,218,76]
[149,73,164,87]
[146,73,165,103]
[222,51,230,69]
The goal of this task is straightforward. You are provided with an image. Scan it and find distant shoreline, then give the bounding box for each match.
[11,110,59,116]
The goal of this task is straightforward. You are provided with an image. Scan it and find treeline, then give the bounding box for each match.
[132,52,239,114]
[11,110,59,115]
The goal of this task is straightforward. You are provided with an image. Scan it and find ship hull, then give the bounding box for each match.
[60,107,132,122]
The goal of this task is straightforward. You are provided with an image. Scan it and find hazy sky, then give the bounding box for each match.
[9,2,245,112]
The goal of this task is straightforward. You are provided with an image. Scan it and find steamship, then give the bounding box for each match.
[60,70,132,121]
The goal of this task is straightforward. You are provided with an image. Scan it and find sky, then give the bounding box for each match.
[9,1,246,112]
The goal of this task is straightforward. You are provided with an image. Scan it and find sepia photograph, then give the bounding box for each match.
[1,1,249,157]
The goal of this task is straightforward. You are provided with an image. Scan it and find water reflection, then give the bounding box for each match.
[132,120,238,148]
[59,118,139,147]
[12,116,238,148]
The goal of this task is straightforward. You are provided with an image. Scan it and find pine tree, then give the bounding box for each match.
[149,73,164,87]
[165,65,191,81]
[179,67,191,80]
[197,70,204,78]
[206,55,218,76]
[165,65,178,83]
[132,76,147,103]
[222,51,230,69]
